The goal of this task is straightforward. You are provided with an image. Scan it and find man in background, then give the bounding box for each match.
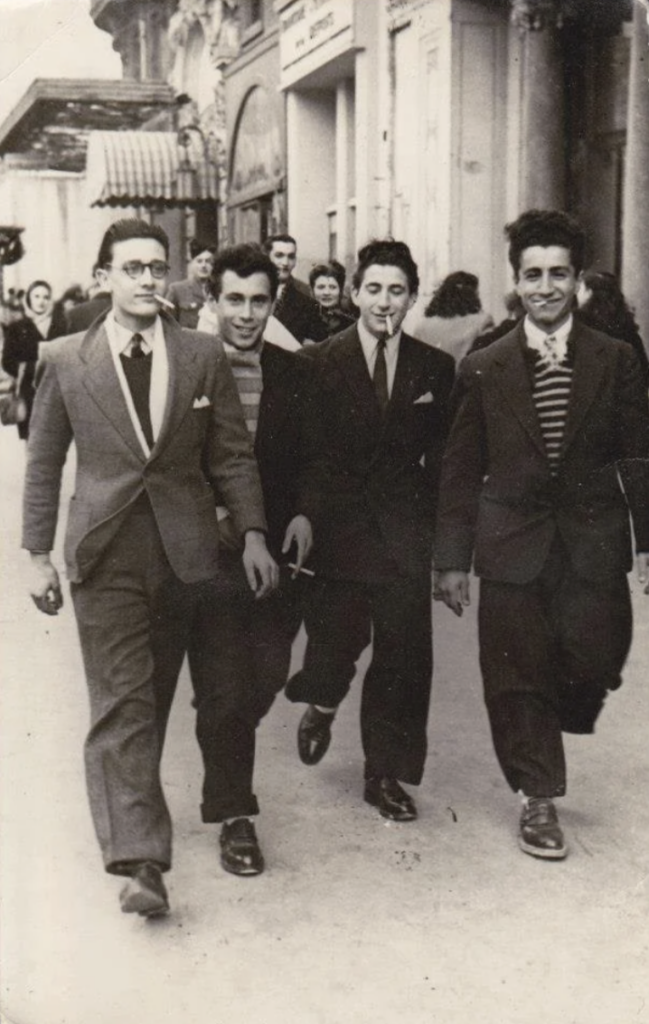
[166,237,216,328]
[262,234,328,344]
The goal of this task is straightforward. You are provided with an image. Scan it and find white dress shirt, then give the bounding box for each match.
[105,312,169,455]
[357,320,401,398]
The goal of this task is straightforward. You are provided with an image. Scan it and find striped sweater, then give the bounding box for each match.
[531,357,573,474]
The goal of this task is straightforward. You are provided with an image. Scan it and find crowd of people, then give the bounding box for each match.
[5,208,649,918]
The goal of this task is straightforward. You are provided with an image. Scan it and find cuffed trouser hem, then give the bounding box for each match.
[200,795,260,824]
[108,857,172,876]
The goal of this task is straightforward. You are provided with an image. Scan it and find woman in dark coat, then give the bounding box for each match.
[1,279,67,439]
[309,261,356,339]
[576,270,649,384]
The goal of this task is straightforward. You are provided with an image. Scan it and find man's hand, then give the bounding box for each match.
[282,515,313,576]
[242,530,279,599]
[638,552,649,595]
[28,553,63,616]
[436,570,471,617]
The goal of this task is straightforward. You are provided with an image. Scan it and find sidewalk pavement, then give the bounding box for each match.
[1,425,648,1024]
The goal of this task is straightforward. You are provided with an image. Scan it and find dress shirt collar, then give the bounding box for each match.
[524,314,573,364]
[357,319,401,361]
[105,311,162,358]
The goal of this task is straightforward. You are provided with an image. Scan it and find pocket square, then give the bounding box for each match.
[193,395,211,409]
[414,392,434,405]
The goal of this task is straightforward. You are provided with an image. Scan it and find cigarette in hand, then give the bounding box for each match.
[154,294,175,310]
[288,563,315,577]
[385,314,394,336]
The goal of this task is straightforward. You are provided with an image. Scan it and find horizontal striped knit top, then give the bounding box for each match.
[525,317,574,475]
[223,342,263,438]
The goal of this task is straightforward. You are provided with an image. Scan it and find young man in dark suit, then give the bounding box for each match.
[22,219,277,916]
[286,240,455,822]
[181,244,312,877]
[435,210,649,859]
[262,234,328,344]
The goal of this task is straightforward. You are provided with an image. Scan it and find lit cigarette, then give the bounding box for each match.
[154,294,175,310]
[288,563,316,577]
[385,314,394,336]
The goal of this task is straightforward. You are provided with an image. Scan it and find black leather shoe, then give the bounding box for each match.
[119,862,169,917]
[518,797,568,859]
[364,777,418,822]
[220,818,265,876]
[297,705,335,765]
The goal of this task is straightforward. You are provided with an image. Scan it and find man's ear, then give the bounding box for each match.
[350,288,360,309]
[407,291,417,311]
[96,267,111,293]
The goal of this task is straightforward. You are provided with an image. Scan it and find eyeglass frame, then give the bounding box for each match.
[104,260,170,280]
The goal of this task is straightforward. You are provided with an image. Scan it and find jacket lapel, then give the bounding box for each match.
[150,315,199,457]
[79,320,144,460]
[492,326,547,458]
[331,327,382,431]
[560,322,608,457]
[384,334,426,428]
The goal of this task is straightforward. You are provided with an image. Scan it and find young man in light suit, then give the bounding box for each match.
[286,240,455,822]
[435,210,649,859]
[22,219,277,916]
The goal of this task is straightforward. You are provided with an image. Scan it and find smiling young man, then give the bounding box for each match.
[184,244,312,876]
[286,239,455,823]
[22,220,277,916]
[435,209,649,859]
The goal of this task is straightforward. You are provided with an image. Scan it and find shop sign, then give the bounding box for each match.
[230,87,284,202]
[279,0,354,71]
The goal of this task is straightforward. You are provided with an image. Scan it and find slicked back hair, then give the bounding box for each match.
[96,219,170,268]
[505,209,586,278]
[262,234,297,255]
[208,244,279,301]
[352,239,419,294]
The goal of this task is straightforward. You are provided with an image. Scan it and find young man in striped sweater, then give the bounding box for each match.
[434,209,649,859]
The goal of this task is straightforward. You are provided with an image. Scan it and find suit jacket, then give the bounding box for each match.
[65,293,112,334]
[296,325,455,581]
[166,278,207,329]
[274,279,329,345]
[22,313,266,584]
[434,320,649,584]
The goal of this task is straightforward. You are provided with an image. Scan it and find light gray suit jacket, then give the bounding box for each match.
[22,312,266,583]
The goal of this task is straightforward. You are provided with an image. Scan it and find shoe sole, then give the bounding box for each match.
[518,837,568,860]
[120,891,170,917]
[220,860,264,877]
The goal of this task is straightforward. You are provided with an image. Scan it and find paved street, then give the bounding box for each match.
[1,424,648,1024]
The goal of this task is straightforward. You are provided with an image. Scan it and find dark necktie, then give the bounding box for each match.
[373,337,389,413]
[120,333,154,448]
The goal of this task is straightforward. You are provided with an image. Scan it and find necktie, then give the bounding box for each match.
[120,333,154,448]
[541,334,559,368]
[373,337,389,413]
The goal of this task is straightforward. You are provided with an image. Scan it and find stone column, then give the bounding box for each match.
[622,4,649,350]
[519,23,566,210]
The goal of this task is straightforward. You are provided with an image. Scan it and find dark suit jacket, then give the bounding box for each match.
[22,312,266,584]
[274,279,329,344]
[296,326,455,581]
[434,320,649,584]
[65,293,112,333]
[166,278,207,329]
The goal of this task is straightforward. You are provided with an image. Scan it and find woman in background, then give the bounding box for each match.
[309,260,355,338]
[412,270,493,364]
[576,270,649,384]
[1,279,66,439]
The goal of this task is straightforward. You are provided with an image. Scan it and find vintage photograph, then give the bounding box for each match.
[1,1,648,1022]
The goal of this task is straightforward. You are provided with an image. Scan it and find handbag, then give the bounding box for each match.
[0,362,28,425]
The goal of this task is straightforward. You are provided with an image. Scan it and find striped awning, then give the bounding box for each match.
[86,130,219,208]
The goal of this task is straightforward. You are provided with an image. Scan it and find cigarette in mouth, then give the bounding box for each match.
[288,563,316,577]
[154,294,175,310]
[385,314,394,336]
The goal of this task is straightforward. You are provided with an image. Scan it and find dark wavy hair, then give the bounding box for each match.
[208,243,279,301]
[308,260,346,294]
[578,270,640,341]
[96,219,169,268]
[505,209,586,277]
[262,234,297,254]
[424,271,482,318]
[188,238,216,260]
[352,239,419,293]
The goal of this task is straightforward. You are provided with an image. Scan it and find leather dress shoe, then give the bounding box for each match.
[119,862,169,917]
[364,777,418,822]
[220,818,265,876]
[297,705,335,765]
[518,797,568,859]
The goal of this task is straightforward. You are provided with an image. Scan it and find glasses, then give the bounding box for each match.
[107,260,170,280]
